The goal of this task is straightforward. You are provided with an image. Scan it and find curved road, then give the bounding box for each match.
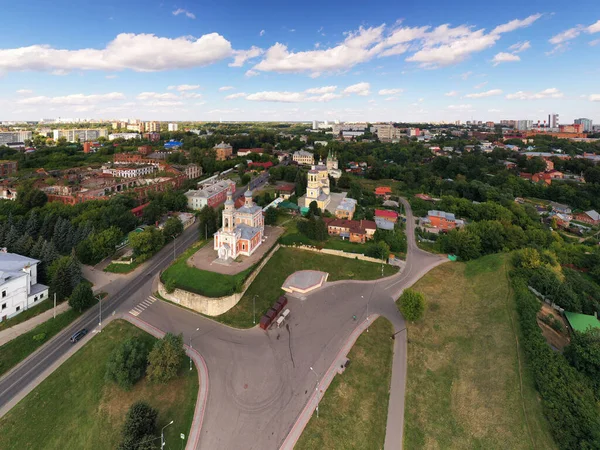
[0,198,445,449]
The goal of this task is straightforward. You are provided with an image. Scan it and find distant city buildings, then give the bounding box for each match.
[0,131,32,146]
[185,179,236,210]
[168,123,179,132]
[516,120,533,131]
[574,118,593,132]
[371,124,401,142]
[293,150,314,166]
[102,165,157,178]
[559,124,585,133]
[549,113,559,129]
[108,133,141,141]
[0,161,18,177]
[52,129,107,142]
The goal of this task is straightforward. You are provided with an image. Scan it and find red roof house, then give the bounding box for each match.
[374,209,399,223]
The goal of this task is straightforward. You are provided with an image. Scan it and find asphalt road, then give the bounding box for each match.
[233,171,270,200]
[0,223,200,412]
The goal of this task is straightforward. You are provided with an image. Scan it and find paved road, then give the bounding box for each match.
[0,223,200,413]
[233,171,270,200]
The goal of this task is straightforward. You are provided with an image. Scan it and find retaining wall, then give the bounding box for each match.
[281,244,404,267]
[158,244,280,316]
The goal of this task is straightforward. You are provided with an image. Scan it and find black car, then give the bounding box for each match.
[70,329,88,343]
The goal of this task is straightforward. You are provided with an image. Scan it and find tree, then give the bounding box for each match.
[142,202,166,225]
[366,240,390,260]
[197,206,218,240]
[68,282,94,312]
[398,289,425,321]
[308,200,320,217]
[264,207,279,226]
[564,328,600,392]
[439,229,481,261]
[162,217,183,241]
[106,337,150,390]
[129,227,164,260]
[118,401,158,450]
[146,333,186,384]
[49,255,77,301]
[240,173,251,186]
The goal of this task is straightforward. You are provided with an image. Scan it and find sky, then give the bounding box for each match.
[0,0,599,124]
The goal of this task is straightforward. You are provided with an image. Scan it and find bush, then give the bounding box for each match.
[118,401,158,450]
[105,337,150,390]
[398,289,425,321]
[147,333,186,384]
[32,333,46,342]
[164,279,176,294]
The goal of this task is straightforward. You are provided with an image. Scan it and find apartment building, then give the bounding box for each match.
[0,131,32,146]
[0,161,18,177]
[214,141,233,161]
[185,179,236,210]
[292,150,314,165]
[52,129,108,142]
[103,165,157,178]
[168,123,179,132]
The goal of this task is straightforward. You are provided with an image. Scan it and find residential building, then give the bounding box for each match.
[214,189,264,260]
[371,124,401,142]
[237,148,264,157]
[574,118,593,132]
[574,210,600,225]
[326,150,342,179]
[214,141,233,161]
[516,120,533,131]
[144,121,161,133]
[323,218,376,243]
[300,161,330,210]
[0,131,32,146]
[276,183,295,199]
[427,210,461,230]
[375,209,399,223]
[109,133,141,141]
[549,113,559,129]
[408,128,420,137]
[549,201,572,215]
[292,150,314,165]
[0,252,49,322]
[168,123,178,132]
[335,197,357,219]
[559,124,585,133]
[375,217,395,230]
[185,179,236,210]
[374,186,392,199]
[53,128,108,142]
[0,188,17,201]
[138,145,153,155]
[143,132,161,142]
[0,161,18,177]
[181,163,202,180]
[127,124,143,132]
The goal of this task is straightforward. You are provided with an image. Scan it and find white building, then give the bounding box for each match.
[185,179,236,210]
[52,129,107,142]
[293,150,314,165]
[0,252,49,322]
[168,123,179,132]
[214,189,264,260]
[108,133,141,141]
[0,131,32,146]
[103,165,157,178]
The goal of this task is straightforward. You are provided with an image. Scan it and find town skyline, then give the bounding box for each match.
[1,0,599,122]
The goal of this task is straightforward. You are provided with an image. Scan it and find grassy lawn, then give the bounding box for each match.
[323,237,369,254]
[296,317,394,449]
[104,260,142,274]
[0,308,81,377]
[0,299,57,332]
[403,253,556,450]
[161,242,254,298]
[0,320,198,450]
[216,247,397,328]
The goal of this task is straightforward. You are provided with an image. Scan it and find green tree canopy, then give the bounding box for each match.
[105,337,150,390]
[398,288,425,321]
[146,333,186,384]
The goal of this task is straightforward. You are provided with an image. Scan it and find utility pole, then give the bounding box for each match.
[53,293,56,319]
[309,367,320,418]
[253,295,257,325]
[189,327,199,371]
[97,294,102,332]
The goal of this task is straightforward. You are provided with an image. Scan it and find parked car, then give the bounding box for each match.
[70,329,88,343]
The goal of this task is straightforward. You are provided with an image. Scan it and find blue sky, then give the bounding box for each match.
[0,0,599,123]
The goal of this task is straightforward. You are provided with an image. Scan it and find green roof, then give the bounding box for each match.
[564,311,600,333]
[278,201,299,210]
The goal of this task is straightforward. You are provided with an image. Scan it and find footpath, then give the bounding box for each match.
[0,302,70,346]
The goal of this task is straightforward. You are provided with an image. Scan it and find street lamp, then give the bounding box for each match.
[97,294,103,333]
[253,295,258,325]
[189,327,200,371]
[161,420,174,449]
[309,366,320,418]
[390,327,407,340]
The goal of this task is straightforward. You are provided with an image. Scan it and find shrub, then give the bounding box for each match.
[68,282,95,313]
[398,289,425,322]
[32,333,46,341]
[147,333,186,384]
[118,401,158,450]
[105,337,150,390]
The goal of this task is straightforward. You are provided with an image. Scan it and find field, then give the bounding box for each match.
[0,308,81,377]
[296,317,394,449]
[0,320,198,450]
[403,253,556,449]
[161,243,254,298]
[216,247,398,328]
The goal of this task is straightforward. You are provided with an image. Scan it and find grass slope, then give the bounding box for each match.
[296,317,394,450]
[0,320,198,450]
[216,247,398,328]
[403,253,556,449]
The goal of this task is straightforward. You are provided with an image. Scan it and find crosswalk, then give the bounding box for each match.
[129,295,158,317]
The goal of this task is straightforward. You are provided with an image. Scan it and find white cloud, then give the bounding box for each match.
[245,69,259,77]
[225,92,248,100]
[229,46,264,67]
[219,86,234,91]
[16,89,33,95]
[167,84,200,91]
[105,74,118,79]
[549,26,583,44]
[589,94,600,102]
[508,41,531,53]
[137,92,178,100]
[460,71,473,80]
[588,20,600,34]
[305,86,337,94]
[445,90,458,96]
[378,88,403,95]
[447,104,473,110]
[488,108,502,112]
[181,92,203,99]
[465,89,502,98]
[17,92,124,105]
[172,8,195,19]
[245,91,341,103]
[342,82,370,96]
[384,96,400,101]
[474,81,488,89]
[259,30,265,37]
[506,88,564,100]
[143,100,184,107]
[492,52,521,65]
[590,39,600,46]
[490,14,542,34]
[0,33,232,73]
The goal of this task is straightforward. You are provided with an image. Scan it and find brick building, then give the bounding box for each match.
[214,142,233,161]
[323,218,376,243]
[0,161,18,177]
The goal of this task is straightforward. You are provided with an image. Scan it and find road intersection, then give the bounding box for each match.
[0,198,446,449]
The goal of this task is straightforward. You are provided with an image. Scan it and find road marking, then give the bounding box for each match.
[128,295,159,317]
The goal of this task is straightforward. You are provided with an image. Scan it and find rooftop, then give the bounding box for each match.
[565,311,600,333]
[428,210,456,221]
